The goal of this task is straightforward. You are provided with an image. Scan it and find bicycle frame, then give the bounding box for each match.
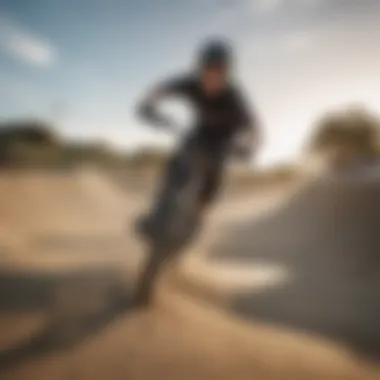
[133,149,206,307]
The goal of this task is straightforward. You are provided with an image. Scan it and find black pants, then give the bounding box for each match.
[154,136,228,212]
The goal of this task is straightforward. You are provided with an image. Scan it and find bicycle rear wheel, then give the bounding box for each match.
[133,244,174,307]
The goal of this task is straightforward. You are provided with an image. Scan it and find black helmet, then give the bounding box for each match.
[198,39,233,69]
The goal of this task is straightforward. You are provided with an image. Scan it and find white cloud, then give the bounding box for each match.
[208,0,322,30]
[207,0,283,17]
[251,0,283,13]
[248,0,324,14]
[246,29,316,59]
[298,0,320,7]
[0,15,57,68]
[280,30,314,50]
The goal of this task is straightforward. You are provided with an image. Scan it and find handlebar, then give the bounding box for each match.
[169,124,254,162]
[141,109,254,162]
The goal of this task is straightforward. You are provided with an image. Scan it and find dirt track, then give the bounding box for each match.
[213,168,380,358]
[0,168,379,379]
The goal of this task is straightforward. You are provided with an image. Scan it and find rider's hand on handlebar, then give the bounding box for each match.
[158,115,179,134]
[147,110,180,135]
[138,94,181,135]
[234,144,253,161]
[233,128,259,161]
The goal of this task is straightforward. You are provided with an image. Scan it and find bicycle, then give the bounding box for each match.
[133,125,252,307]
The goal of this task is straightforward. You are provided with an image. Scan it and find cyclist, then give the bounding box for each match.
[134,38,262,306]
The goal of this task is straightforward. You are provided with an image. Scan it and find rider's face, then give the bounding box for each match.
[200,66,228,95]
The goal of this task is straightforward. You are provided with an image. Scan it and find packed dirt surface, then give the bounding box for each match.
[0,168,142,269]
[0,167,379,379]
[213,166,380,358]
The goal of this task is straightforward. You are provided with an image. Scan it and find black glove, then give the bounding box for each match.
[139,104,177,133]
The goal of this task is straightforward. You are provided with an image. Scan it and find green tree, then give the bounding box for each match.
[0,120,59,167]
[307,106,380,168]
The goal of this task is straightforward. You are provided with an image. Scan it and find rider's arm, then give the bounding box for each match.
[137,76,190,130]
[233,87,263,152]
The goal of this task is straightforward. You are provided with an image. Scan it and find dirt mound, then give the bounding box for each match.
[0,225,29,264]
[212,167,380,357]
[0,167,379,379]
[0,167,145,267]
[0,167,135,233]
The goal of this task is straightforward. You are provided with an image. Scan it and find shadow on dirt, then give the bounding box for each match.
[0,266,134,372]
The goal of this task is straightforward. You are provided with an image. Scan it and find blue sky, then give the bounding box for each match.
[1,0,380,165]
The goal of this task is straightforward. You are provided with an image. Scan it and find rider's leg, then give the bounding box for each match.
[133,140,199,307]
[133,247,173,307]
[136,143,194,240]
[194,149,225,220]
